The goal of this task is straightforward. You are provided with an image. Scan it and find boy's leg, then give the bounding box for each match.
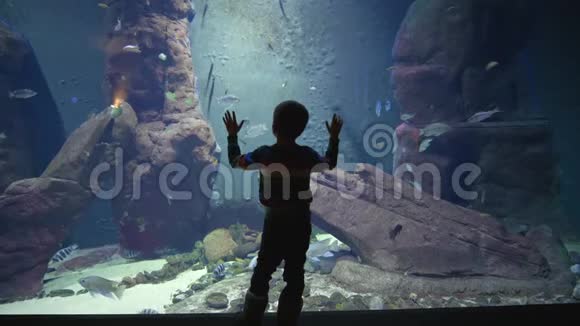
[250,210,284,297]
[277,208,312,326]
[239,209,283,326]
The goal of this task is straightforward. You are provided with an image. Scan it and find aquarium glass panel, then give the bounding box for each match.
[0,0,578,316]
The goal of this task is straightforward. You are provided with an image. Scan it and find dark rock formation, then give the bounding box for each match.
[309,164,574,295]
[0,107,135,299]
[390,0,566,232]
[102,0,216,253]
[0,21,65,192]
[391,0,532,124]
[393,120,566,229]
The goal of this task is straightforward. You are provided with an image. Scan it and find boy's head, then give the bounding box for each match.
[272,100,309,140]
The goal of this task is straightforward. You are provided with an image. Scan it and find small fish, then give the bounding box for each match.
[282,81,288,88]
[385,100,392,112]
[110,105,123,118]
[248,256,258,269]
[467,108,502,123]
[9,89,37,99]
[386,66,396,71]
[158,53,167,61]
[309,86,317,91]
[165,91,177,101]
[114,17,122,32]
[120,249,141,260]
[405,164,413,173]
[71,96,79,104]
[207,76,215,118]
[389,224,403,240]
[244,124,269,139]
[213,263,226,280]
[50,244,79,264]
[217,94,240,107]
[421,122,451,138]
[214,143,222,154]
[375,100,382,118]
[204,62,214,94]
[202,3,208,27]
[97,3,109,9]
[401,113,415,122]
[571,264,580,275]
[419,138,433,152]
[139,309,159,314]
[279,0,288,19]
[79,276,125,300]
[0,132,7,142]
[486,61,499,71]
[306,239,340,260]
[122,45,141,54]
[268,43,274,51]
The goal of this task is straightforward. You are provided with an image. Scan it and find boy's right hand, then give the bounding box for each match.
[325,114,343,140]
[223,110,245,137]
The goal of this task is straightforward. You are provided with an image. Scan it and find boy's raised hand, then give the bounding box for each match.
[325,114,343,140]
[223,110,245,136]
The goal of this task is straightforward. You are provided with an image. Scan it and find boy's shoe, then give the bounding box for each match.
[235,291,269,326]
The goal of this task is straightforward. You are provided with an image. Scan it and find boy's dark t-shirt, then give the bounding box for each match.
[227,135,339,207]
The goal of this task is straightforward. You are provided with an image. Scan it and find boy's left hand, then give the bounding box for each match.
[223,110,245,136]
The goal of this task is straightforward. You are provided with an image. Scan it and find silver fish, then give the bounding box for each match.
[401,113,415,122]
[486,61,499,71]
[50,244,79,264]
[243,124,269,139]
[306,239,340,260]
[114,17,122,32]
[421,122,451,138]
[9,89,37,99]
[419,138,433,152]
[375,100,382,118]
[123,45,141,53]
[0,132,6,142]
[79,276,125,300]
[248,255,258,269]
[467,108,502,123]
[217,94,240,106]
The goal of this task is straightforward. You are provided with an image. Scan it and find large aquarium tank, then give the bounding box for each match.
[0,0,579,316]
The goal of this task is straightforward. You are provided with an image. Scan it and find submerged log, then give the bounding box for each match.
[310,164,575,295]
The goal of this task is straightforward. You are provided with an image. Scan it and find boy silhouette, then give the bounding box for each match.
[223,100,343,326]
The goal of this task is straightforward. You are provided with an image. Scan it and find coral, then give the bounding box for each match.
[203,229,237,263]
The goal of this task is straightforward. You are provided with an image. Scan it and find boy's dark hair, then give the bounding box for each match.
[272,100,309,140]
